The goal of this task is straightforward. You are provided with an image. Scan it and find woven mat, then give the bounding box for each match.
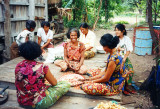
[45,71,85,89]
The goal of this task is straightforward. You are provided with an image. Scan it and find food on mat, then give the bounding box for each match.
[95,102,126,109]
[58,73,85,86]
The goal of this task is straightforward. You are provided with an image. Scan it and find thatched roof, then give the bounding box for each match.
[57,8,72,20]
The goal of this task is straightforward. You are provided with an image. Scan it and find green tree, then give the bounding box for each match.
[128,0,146,14]
[152,0,160,23]
[100,0,123,22]
[62,0,85,22]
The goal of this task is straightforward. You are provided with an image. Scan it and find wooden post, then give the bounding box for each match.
[29,0,35,41]
[4,0,11,59]
[45,0,48,21]
[136,15,137,27]
[29,0,35,20]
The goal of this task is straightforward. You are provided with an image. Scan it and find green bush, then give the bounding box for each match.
[116,12,136,17]
[63,16,95,29]
[63,17,114,29]
[153,21,160,26]
[63,18,81,28]
[123,12,136,17]
[115,21,129,24]
[135,21,160,27]
[97,21,113,29]
[136,21,148,27]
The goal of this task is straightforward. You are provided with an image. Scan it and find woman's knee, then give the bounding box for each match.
[54,60,61,66]
[54,60,67,71]
[60,62,68,71]
[79,65,87,74]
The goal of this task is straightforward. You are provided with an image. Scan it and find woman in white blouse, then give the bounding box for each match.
[10,20,36,59]
[37,21,54,53]
[115,24,136,95]
[79,23,96,59]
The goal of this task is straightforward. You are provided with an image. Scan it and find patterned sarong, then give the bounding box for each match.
[35,81,70,109]
[125,57,134,85]
[84,50,95,59]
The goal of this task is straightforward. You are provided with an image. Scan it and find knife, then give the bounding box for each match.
[0,86,9,97]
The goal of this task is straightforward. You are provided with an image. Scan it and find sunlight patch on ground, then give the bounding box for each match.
[110,16,145,25]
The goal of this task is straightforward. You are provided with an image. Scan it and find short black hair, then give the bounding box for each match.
[41,21,45,27]
[19,41,42,60]
[115,24,127,35]
[66,28,80,39]
[26,20,36,31]
[43,21,50,28]
[79,22,89,29]
[100,34,119,49]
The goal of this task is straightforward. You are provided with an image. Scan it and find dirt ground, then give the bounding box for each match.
[93,26,156,108]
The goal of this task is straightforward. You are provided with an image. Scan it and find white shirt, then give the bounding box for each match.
[37,28,53,46]
[16,30,31,46]
[116,36,133,58]
[79,30,96,52]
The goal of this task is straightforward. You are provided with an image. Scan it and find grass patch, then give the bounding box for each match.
[134,20,160,27]
[97,21,113,29]
[115,21,129,24]
[136,21,148,27]
[119,12,137,17]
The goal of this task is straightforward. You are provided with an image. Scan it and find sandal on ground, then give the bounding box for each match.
[122,90,131,96]
[125,86,136,94]
[131,84,140,90]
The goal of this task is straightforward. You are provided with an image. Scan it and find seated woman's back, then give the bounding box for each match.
[106,51,127,87]
[15,41,70,109]
[15,60,49,105]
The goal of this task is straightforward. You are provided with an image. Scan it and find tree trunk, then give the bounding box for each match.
[92,17,99,30]
[84,7,88,22]
[4,0,11,59]
[154,11,157,23]
[134,0,142,15]
[106,0,109,22]
[154,0,158,23]
[73,0,76,21]
[83,0,88,22]
[94,0,96,20]
[105,0,107,22]
[145,1,148,22]
[148,0,159,63]
[104,0,109,22]
[92,0,102,30]
[138,9,143,15]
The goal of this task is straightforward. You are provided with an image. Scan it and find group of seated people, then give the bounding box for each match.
[11,20,135,109]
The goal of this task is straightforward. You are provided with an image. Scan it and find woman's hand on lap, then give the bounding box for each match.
[41,48,45,54]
